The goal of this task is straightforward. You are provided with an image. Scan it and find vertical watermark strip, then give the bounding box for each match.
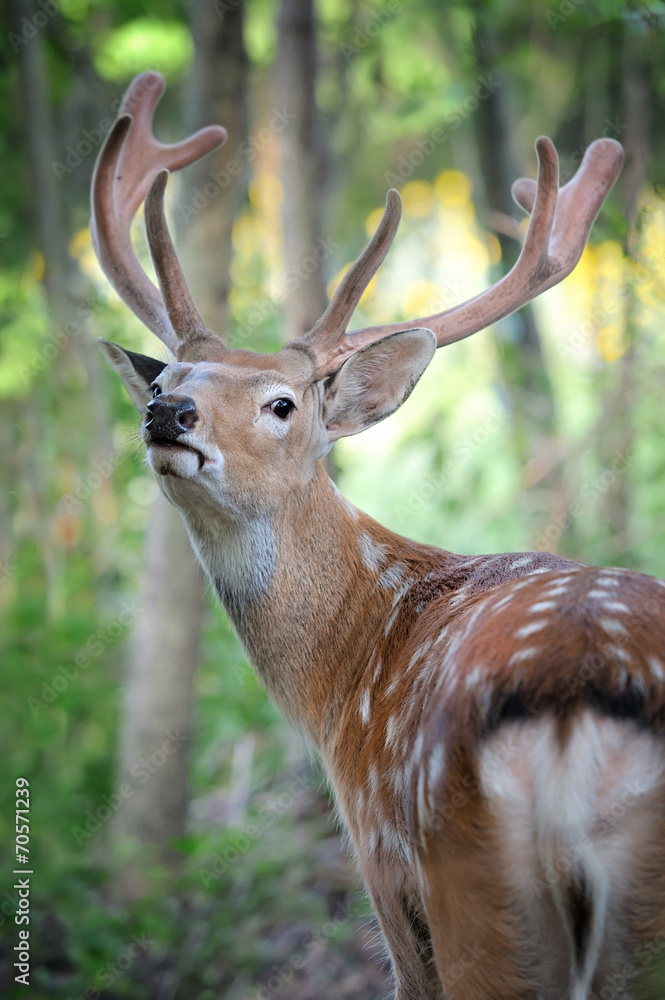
[14,777,32,986]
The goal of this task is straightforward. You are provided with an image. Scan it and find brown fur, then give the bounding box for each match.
[93,78,654,994]
[102,334,665,998]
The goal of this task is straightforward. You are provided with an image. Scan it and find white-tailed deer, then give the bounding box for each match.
[91,72,665,1000]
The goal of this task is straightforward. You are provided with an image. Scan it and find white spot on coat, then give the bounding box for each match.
[648,655,665,682]
[601,600,631,614]
[384,605,401,637]
[492,593,515,613]
[602,644,633,665]
[465,664,485,690]
[428,744,445,788]
[417,768,428,825]
[516,620,549,638]
[378,562,408,589]
[528,600,557,613]
[391,577,415,608]
[408,638,434,670]
[509,647,540,665]
[435,624,450,646]
[593,575,621,588]
[509,555,534,571]
[448,588,472,608]
[358,532,389,573]
[367,762,381,799]
[599,618,629,636]
[385,714,401,749]
[411,731,424,766]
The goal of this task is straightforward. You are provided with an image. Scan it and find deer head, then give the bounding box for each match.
[94,72,623,525]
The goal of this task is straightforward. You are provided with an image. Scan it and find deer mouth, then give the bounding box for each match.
[150,438,205,463]
[147,438,207,477]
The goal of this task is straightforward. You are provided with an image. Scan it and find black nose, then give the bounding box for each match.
[145,396,198,442]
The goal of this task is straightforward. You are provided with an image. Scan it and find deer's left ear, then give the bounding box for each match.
[98,339,169,411]
[322,328,436,441]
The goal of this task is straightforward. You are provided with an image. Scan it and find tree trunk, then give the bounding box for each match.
[182,0,249,332]
[467,14,570,556]
[112,497,205,897]
[591,28,648,567]
[13,0,113,619]
[276,0,329,338]
[111,0,249,894]
[471,21,556,443]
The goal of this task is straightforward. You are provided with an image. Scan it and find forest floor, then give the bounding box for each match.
[0,765,392,1000]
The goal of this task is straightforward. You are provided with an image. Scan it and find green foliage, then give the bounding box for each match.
[2,0,665,997]
[94,19,194,81]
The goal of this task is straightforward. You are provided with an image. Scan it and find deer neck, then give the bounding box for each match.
[180,463,445,745]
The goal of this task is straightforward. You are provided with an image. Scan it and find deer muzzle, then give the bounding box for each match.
[145,396,198,443]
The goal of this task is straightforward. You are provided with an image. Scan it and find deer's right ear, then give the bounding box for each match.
[321,327,436,441]
[98,339,169,411]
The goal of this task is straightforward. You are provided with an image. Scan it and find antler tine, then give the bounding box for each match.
[145,171,223,361]
[306,137,623,377]
[427,136,623,345]
[92,114,175,349]
[303,189,402,351]
[511,138,624,264]
[90,71,227,354]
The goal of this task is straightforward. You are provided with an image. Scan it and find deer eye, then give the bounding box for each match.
[151,384,161,398]
[269,398,295,419]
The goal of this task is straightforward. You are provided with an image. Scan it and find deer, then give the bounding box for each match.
[90,72,665,1000]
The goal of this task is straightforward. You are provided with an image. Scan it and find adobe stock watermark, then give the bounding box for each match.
[27,602,143,717]
[395,407,509,523]
[19,291,109,384]
[242,901,354,1000]
[591,936,665,1000]
[70,729,189,846]
[341,0,402,61]
[66,934,153,1000]
[558,289,628,359]
[440,943,486,995]
[231,235,338,344]
[51,74,164,179]
[52,103,121,181]
[0,551,17,586]
[197,771,313,887]
[60,448,126,515]
[560,118,628,183]
[534,450,634,551]
[564,645,635,699]
[546,0,587,30]
[8,0,70,52]
[559,228,665,359]
[178,108,296,222]
[384,74,501,185]
[420,728,523,840]
[530,781,656,905]
[212,0,242,20]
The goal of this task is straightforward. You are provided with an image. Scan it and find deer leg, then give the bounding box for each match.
[410,754,551,1000]
[360,859,445,1000]
[415,828,545,1000]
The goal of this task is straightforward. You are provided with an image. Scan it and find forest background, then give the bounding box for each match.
[1,0,664,997]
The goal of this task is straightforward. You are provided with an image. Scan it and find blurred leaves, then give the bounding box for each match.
[94,18,194,81]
